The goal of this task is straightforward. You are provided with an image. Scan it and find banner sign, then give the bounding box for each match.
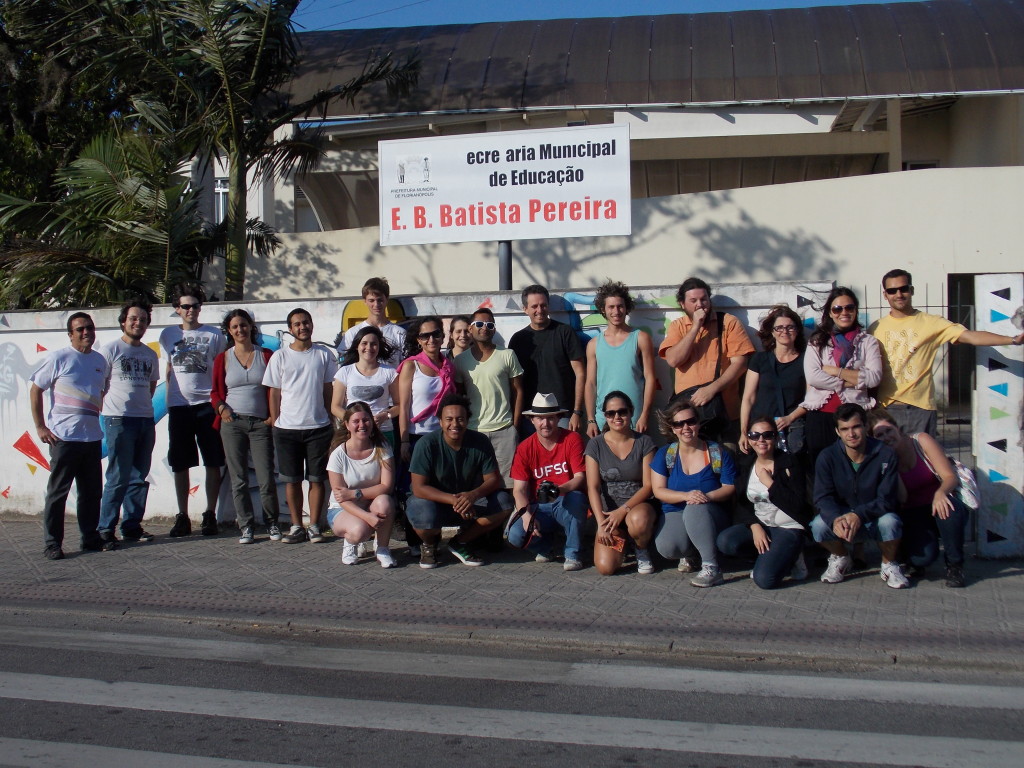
[379,124,631,246]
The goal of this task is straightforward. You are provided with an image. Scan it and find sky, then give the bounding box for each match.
[292,0,926,32]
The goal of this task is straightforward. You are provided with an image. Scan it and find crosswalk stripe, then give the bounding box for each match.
[0,737,310,768]
[1,626,1021,711]
[0,671,1019,768]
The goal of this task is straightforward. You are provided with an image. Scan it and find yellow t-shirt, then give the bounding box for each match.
[868,310,965,410]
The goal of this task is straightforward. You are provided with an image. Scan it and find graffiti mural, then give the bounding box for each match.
[1,283,832,522]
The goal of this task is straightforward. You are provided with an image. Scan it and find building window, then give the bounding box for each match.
[213,178,229,223]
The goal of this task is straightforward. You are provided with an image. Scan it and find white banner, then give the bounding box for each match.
[378,124,631,246]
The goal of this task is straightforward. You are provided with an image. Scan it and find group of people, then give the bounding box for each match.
[31,271,1022,590]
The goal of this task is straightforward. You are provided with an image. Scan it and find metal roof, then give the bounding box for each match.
[285,0,1024,119]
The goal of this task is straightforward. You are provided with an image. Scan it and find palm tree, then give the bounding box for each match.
[82,0,417,300]
[0,128,279,308]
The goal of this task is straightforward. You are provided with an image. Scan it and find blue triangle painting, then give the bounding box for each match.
[989,382,1009,396]
[989,309,1010,323]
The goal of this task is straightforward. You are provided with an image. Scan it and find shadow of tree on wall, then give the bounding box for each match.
[244,238,342,301]
[356,189,844,293]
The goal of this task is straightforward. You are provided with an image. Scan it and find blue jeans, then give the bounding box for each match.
[506,490,587,561]
[718,523,807,590]
[811,512,902,543]
[901,498,968,567]
[406,490,513,530]
[99,416,155,535]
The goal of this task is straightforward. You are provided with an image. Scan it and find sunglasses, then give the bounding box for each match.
[671,416,699,428]
[773,325,798,333]
[470,321,495,330]
[417,329,444,341]
[604,407,630,419]
[71,324,96,333]
[884,284,913,295]
[747,430,778,441]
[830,303,857,315]
[177,303,200,311]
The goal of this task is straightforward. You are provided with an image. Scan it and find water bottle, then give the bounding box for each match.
[775,417,789,453]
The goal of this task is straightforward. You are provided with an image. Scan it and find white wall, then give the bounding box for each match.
[247,166,1024,311]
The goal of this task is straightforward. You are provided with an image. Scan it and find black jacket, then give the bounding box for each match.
[734,450,813,529]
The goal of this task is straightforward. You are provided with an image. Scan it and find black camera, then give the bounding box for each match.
[536,480,559,504]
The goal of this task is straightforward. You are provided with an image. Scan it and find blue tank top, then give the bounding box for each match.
[595,329,644,430]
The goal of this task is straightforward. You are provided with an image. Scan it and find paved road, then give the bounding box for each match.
[0,610,1021,767]
[2,519,1022,670]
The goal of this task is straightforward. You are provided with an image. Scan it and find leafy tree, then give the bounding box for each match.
[0,128,279,308]
[69,0,417,300]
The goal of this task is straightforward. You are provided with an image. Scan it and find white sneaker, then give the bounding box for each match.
[880,561,910,589]
[342,540,359,565]
[790,551,809,581]
[238,526,254,545]
[677,556,700,573]
[376,546,396,568]
[820,554,851,584]
[636,548,654,575]
[358,539,374,557]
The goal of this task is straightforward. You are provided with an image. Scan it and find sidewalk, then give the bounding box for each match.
[2,518,1022,668]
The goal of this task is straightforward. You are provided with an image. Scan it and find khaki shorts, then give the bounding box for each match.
[484,423,518,488]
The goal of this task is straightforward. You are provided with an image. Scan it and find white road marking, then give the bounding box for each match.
[0,671,1019,768]
[0,737,310,768]
[0,625,1021,710]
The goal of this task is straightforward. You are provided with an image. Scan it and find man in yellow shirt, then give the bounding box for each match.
[869,268,1024,435]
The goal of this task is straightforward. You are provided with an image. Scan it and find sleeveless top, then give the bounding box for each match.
[595,329,643,430]
[409,363,443,435]
[900,450,940,508]
[225,347,270,418]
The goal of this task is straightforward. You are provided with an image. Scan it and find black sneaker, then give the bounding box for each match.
[99,531,119,551]
[122,528,155,543]
[169,513,192,537]
[44,545,64,561]
[419,543,438,569]
[81,537,105,552]
[201,510,218,536]
[281,525,307,544]
[945,564,965,588]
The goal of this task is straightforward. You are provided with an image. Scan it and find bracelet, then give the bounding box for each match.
[587,419,597,424]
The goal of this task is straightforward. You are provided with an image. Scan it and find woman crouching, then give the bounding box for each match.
[327,402,397,568]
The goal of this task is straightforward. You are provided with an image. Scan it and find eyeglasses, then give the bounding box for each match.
[177,303,200,311]
[417,329,444,341]
[830,304,857,315]
[884,284,913,295]
[671,416,699,428]
[604,408,630,419]
[470,321,495,330]
[773,325,798,333]
[747,430,778,441]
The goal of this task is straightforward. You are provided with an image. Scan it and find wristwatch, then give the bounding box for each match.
[354,489,363,500]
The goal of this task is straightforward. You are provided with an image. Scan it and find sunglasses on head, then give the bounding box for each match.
[177,303,200,311]
[671,416,699,428]
[470,320,495,330]
[747,430,778,441]
[884,284,913,295]
[417,329,444,340]
[830,303,857,315]
[604,407,630,419]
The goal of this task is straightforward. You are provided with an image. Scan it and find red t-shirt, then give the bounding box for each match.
[511,430,587,499]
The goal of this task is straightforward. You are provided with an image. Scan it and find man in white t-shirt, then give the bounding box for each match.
[336,276,406,367]
[158,285,226,538]
[30,312,110,560]
[98,300,160,547]
[264,308,339,544]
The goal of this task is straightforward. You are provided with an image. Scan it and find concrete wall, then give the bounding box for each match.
[948,95,1023,168]
[245,166,1024,313]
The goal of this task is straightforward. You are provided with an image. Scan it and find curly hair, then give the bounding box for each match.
[657,397,699,438]
[402,316,444,360]
[756,305,805,353]
[594,280,635,316]
[341,325,395,367]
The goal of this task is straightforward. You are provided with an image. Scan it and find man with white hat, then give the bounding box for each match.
[507,393,588,571]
